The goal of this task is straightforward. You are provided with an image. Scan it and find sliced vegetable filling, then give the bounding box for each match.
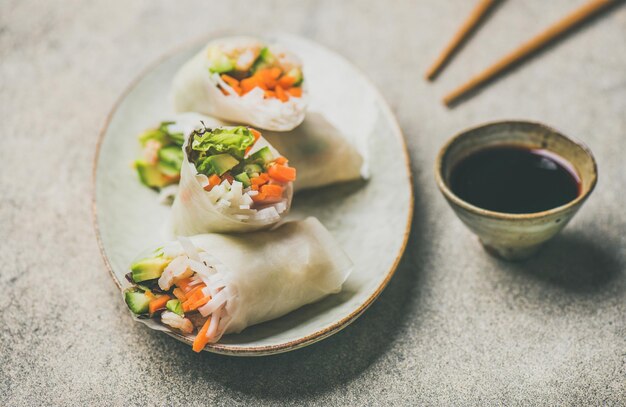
[186,125,296,222]
[134,121,185,189]
[124,240,232,352]
[207,42,304,102]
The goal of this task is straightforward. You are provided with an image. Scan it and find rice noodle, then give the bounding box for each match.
[206,306,222,339]
[178,236,201,262]
[198,290,228,317]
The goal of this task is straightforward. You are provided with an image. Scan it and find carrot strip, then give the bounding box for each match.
[186,295,212,312]
[173,288,187,302]
[250,173,270,186]
[204,174,222,191]
[264,90,276,99]
[251,192,267,203]
[252,190,283,204]
[269,67,282,79]
[261,184,283,197]
[175,278,194,292]
[251,183,284,204]
[287,87,302,97]
[183,291,206,312]
[259,69,277,88]
[149,295,171,314]
[250,128,261,141]
[184,285,205,300]
[221,74,239,88]
[275,156,288,165]
[192,316,212,352]
[268,164,296,182]
[240,77,257,93]
[278,75,296,89]
[241,76,267,93]
[275,85,289,102]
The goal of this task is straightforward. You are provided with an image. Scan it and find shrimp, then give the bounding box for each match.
[158,255,193,290]
[142,139,161,165]
[161,311,194,334]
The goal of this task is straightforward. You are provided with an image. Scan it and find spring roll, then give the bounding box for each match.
[172,36,308,131]
[123,217,352,351]
[133,113,365,200]
[170,123,295,235]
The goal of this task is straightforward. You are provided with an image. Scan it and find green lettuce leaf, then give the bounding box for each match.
[191,127,255,160]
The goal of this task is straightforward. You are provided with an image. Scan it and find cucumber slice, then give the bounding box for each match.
[158,146,184,169]
[234,172,251,188]
[166,299,184,316]
[124,290,151,314]
[248,147,274,165]
[243,163,263,175]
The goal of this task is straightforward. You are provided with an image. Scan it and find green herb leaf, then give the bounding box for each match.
[191,126,255,160]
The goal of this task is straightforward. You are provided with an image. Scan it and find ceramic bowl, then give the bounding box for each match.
[435,120,598,261]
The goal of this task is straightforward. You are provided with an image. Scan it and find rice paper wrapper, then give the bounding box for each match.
[169,131,293,235]
[130,217,353,342]
[172,37,308,132]
[263,112,368,191]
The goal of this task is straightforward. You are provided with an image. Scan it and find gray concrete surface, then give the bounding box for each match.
[1,0,625,405]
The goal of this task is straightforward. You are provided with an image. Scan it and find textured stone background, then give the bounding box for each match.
[1,0,625,405]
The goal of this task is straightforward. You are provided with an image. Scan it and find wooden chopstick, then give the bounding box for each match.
[426,0,499,81]
[443,0,616,106]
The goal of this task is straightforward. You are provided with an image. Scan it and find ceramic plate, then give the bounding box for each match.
[94,33,413,356]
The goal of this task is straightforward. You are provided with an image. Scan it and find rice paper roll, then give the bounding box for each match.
[171,124,295,235]
[172,36,308,131]
[123,217,353,351]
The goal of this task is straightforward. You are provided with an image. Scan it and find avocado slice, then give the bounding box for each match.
[197,153,239,176]
[124,289,151,314]
[136,160,170,189]
[248,146,274,165]
[166,299,184,316]
[130,257,170,283]
[234,172,251,188]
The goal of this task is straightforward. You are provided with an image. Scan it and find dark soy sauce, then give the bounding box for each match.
[449,145,580,214]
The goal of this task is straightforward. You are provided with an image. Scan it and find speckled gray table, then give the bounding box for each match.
[1,1,625,405]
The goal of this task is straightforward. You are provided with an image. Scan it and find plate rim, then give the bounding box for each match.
[92,32,414,356]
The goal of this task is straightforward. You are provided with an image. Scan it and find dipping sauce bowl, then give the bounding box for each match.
[435,120,598,261]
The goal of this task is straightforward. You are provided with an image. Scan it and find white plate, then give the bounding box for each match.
[94,33,413,356]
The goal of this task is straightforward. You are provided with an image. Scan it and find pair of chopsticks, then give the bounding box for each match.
[426,0,618,106]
